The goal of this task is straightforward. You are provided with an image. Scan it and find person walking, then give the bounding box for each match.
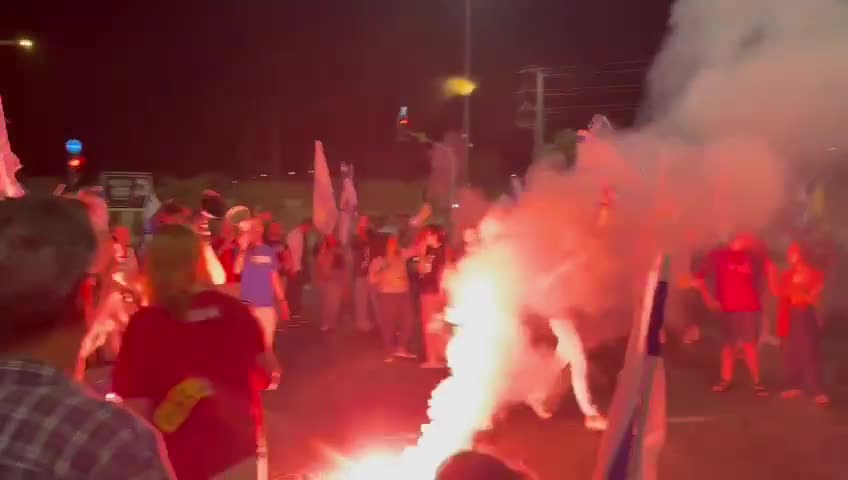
[236,220,289,350]
[113,223,281,480]
[369,231,417,362]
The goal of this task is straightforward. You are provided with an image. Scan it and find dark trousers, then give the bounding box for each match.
[375,291,415,354]
[783,306,824,395]
[286,270,305,317]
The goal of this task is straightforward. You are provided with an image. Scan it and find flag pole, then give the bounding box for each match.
[593,253,670,480]
[628,255,670,480]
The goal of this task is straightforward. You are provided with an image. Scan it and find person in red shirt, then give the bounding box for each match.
[696,233,777,396]
[777,242,828,405]
[113,224,281,480]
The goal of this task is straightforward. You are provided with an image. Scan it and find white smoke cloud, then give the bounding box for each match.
[397,0,848,475]
[646,0,848,159]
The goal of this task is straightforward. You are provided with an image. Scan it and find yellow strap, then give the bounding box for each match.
[153,378,214,434]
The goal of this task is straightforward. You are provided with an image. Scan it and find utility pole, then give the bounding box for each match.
[516,66,547,161]
[270,106,281,178]
[533,68,545,160]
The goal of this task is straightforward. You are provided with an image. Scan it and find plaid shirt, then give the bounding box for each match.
[0,359,174,479]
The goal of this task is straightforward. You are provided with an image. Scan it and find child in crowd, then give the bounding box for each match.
[777,242,829,406]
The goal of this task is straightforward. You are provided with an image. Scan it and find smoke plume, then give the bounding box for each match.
[396,1,848,477]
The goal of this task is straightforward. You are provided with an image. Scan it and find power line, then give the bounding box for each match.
[545,103,640,114]
[540,59,651,71]
[540,85,643,97]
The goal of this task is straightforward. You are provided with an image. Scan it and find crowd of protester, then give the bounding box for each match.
[0,191,834,479]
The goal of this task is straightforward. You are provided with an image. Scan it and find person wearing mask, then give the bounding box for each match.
[113,223,281,480]
[351,215,377,333]
[315,234,347,332]
[695,233,777,396]
[777,242,829,405]
[235,220,289,349]
[285,219,313,319]
[418,225,450,368]
[0,195,175,479]
[369,231,417,362]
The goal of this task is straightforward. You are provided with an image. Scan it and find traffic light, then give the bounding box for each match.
[65,139,85,191]
[397,106,410,141]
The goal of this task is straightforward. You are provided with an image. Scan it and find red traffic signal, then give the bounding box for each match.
[68,156,85,170]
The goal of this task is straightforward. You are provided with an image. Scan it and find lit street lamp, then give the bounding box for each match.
[0,38,34,50]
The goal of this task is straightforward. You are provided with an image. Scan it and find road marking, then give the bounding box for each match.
[668,415,721,423]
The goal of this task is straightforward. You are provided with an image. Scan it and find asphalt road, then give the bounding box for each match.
[83,295,848,479]
[264,307,848,480]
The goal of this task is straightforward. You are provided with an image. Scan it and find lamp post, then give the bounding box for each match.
[463,0,471,147]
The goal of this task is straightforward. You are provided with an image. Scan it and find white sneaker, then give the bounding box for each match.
[585,415,608,431]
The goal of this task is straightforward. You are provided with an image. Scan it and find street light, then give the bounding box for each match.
[463,0,471,144]
[0,38,34,50]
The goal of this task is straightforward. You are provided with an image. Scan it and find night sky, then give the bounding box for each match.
[0,1,673,180]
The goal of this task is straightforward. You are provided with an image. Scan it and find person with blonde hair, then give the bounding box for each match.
[113,223,280,480]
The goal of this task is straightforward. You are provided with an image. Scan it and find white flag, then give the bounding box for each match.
[312,141,338,236]
[0,95,25,199]
[336,162,358,245]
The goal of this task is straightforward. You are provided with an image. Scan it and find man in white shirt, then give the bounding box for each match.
[285,219,312,319]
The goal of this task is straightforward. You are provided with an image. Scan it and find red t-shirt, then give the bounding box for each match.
[701,248,765,313]
[112,290,268,480]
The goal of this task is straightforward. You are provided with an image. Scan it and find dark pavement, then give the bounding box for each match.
[265,309,848,479]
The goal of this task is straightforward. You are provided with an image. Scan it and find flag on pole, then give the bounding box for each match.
[593,254,669,480]
[337,161,358,245]
[0,95,25,199]
[312,140,338,236]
